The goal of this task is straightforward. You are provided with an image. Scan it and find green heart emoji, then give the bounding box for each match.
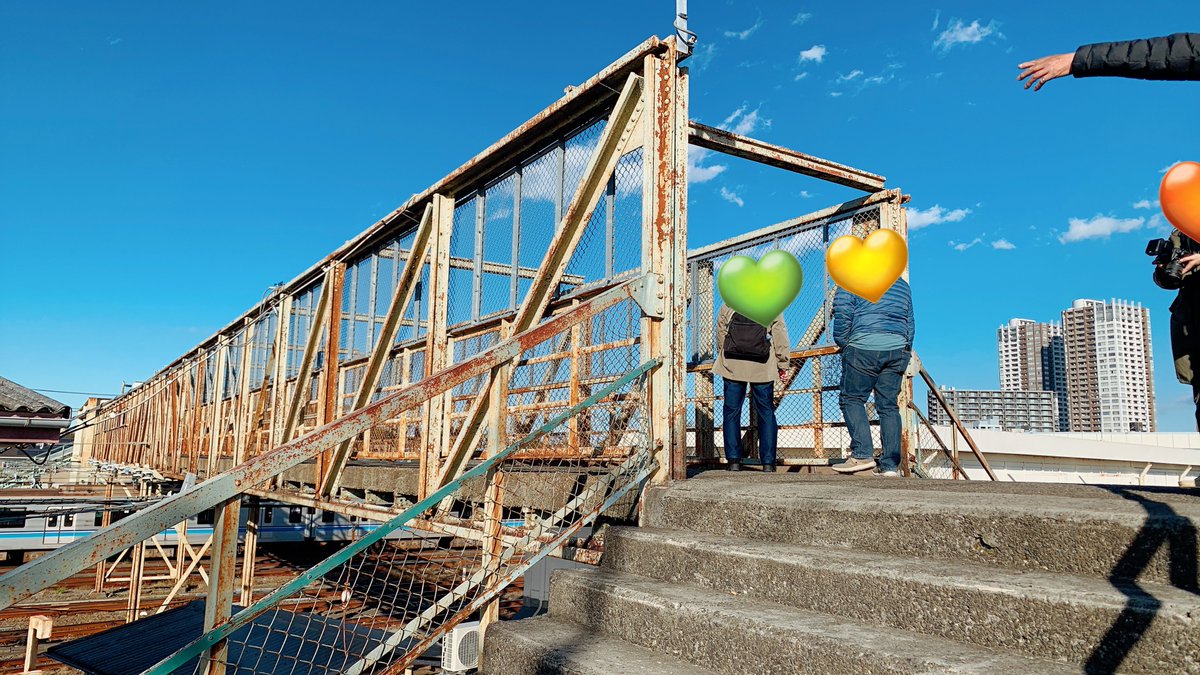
[717,250,803,327]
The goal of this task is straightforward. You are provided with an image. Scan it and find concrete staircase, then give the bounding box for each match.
[482,473,1200,674]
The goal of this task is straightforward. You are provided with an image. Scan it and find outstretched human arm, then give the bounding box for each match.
[1019,33,1200,90]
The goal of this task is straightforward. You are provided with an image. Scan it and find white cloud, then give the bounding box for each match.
[799,44,827,63]
[688,146,727,184]
[931,10,940,31]
[725,18,763,40]
[692,43,717,71]
[719,186,744,207]
[734,109,766,135]
[1133,199,1159,209]
[834,63,902,96]
[107,36,122,46]
[1058,214,1144,243]
[934,18,1000,52]
[991,239,1016,250]
[721,105,747,127]
[794,72,809,81]
[792,12,812,25]
[907,204,972,230]
[799,190,814,198]
[1149,213,1171,234]
[719,105,770,136]
[1160,161,1184,174]
[829,91,843,97]
[950,238,982,252]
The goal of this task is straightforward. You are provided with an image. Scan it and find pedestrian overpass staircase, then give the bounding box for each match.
[485,473,1200,674]
[7,31,1191,675]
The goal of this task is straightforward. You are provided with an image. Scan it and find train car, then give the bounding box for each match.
[0,497,420,557]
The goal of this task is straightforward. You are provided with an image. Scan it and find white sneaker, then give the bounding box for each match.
[876,470,899,477]
[832,457,876,474]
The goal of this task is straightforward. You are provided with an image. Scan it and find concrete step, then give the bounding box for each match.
[482,615,718,675]
[602,527,1200,673]
[646,473,1200,588]
[548,568,1076,675]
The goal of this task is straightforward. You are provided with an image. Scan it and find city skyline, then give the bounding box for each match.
[942,297,1160,433]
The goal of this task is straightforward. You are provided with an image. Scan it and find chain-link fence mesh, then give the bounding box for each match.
[686,201,905,466]
[181,296,652,674]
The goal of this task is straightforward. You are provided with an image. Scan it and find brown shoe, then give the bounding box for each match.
[832,457,876,474]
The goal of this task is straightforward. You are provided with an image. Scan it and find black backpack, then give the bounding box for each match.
[723,312,771,363]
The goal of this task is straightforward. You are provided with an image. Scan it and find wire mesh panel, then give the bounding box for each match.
[182,301,654,675]
[686,199,904,465]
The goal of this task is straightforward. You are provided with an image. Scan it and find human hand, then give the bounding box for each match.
[778,370,788,381]
[1017,53,1074,91]
[1181,253,1200,277]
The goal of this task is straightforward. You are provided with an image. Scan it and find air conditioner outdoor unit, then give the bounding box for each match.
[441,620,482,672]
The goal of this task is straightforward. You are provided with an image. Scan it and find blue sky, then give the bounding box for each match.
[2,2,1199,430]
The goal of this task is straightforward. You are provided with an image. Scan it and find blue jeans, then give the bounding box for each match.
[839,346,911,472]
[723,380,777,465]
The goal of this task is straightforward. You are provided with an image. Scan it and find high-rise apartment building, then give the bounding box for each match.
[1061,299,1155,433]
[997,319,1068,431]
[928,387,1059,433]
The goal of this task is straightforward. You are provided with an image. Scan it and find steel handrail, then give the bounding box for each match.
[145,357,661,674]
[0,275,650,610]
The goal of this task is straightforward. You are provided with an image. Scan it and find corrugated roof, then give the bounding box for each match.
[47,600,396,674]
[0,376,69,416]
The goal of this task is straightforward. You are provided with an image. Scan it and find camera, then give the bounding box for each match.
[1148,237,1192,289]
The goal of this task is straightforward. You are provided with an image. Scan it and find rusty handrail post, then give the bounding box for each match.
[916,355,998,481]
[906,400,969,479]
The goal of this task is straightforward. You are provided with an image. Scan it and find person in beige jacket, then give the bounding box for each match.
[714,304,790,471]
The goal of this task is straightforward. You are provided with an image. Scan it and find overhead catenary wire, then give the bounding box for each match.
[30,388,120,397]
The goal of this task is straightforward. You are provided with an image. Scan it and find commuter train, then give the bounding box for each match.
[0,496,413,554]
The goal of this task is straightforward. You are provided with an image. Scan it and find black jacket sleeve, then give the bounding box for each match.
[1071,33,1200,81]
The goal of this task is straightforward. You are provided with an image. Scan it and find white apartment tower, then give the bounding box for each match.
[1061,299,1156,433]
[997,319,1069,431]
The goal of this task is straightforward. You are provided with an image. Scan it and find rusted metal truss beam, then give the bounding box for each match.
[320,203,435,498]
[281,266,335,445]
[0,275,648,611]
[688,345,840,372]
[377,249,585,285]
[244,487,400,523]
[688,121,885,192]
[434,71,647,492]
[101,38,667,407]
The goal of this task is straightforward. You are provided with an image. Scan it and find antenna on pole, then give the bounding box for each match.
[674,0,698,55]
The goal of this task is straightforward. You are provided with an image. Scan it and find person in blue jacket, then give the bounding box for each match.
[830,277,914,476]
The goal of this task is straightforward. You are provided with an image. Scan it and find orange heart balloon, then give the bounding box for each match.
[1160,161,1200,241]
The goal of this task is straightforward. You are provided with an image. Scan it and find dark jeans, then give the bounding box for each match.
[723,379,777,465]
[839,346,911,473]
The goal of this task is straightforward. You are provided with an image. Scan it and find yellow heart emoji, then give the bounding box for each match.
[825,229,908,303]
